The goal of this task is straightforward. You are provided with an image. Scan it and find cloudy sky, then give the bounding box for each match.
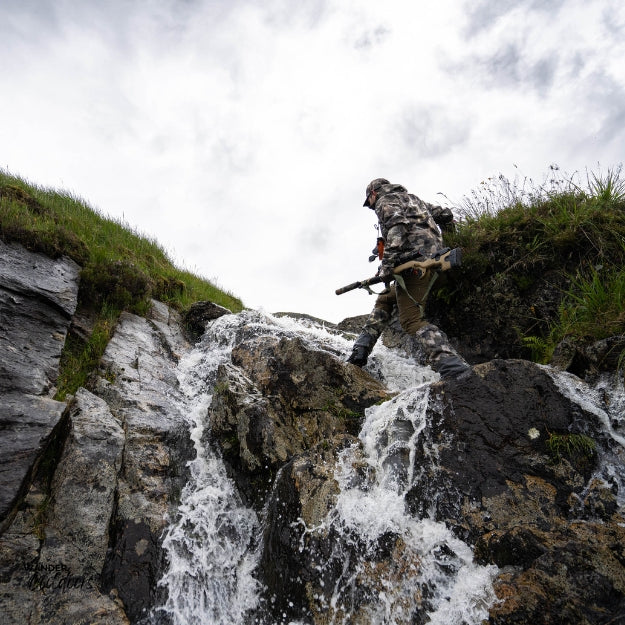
[2,0,624,323]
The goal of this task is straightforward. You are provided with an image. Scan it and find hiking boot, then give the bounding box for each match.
[347,332,377,367]
[434,355,470,379]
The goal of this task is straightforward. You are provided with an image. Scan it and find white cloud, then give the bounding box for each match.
[1,0,624,324]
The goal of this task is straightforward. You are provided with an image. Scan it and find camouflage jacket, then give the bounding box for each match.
[370,183,451,274]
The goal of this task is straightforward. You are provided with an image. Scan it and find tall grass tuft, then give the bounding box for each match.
[445,164,625,365]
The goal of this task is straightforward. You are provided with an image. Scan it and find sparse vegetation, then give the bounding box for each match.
[55,306,119,400]
[546,432,597,469]
[444,164,625,364]
[0,169,244,398]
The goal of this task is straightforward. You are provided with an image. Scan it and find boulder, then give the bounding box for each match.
[404,360,625,624]
[182,300,232,341]
[209,334,392,508]
[0,240,80,395]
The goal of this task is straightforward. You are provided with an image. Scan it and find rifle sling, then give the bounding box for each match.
[394,268,438,314]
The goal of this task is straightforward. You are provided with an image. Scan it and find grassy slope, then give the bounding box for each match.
[441,166,625,363]
[0,169,243,398]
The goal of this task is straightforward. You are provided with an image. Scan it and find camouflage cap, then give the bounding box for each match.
[363,178,390,206]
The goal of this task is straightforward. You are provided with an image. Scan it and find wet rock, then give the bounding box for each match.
[257,437,354,623]
[210,334,392,508]
[551,333,625,379]
[181,300,232,341]
[403,359,625,624]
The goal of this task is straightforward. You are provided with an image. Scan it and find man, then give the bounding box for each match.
[347,178,469,379]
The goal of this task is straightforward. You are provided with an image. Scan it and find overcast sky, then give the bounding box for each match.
[2,0,624,323]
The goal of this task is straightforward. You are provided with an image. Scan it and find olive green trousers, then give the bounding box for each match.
[374,269,435,335]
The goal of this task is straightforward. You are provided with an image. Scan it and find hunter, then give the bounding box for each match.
[347,178,469,379]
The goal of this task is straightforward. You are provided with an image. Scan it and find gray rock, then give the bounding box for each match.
[0,391,129,625]
[0,240,80,317]
[0,241,80,395]
[92,307,195,620]
[41,388,124,578]
[0,393,67,531]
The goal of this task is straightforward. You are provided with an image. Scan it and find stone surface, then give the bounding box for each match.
[0,390,129,625]
[92,305,195,620]
[0,240,80,395]
[209,334,392,508]
[0,280,195,623]
[181,299,232,340]
[0,241,79,531]
[0,393,68,531]
[41,388,124,578]
[404,360,625,624]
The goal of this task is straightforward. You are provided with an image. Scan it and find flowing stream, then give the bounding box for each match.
[148,311,625,624]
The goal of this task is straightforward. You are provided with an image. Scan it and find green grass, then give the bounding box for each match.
[445,165,625,363]
[546,432,597,472]
[0,169,244,398]
[0,169,243,312]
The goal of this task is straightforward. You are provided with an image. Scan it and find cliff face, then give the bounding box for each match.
[1,241,625,625]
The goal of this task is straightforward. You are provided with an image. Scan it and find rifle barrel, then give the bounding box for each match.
[335,247,461,296]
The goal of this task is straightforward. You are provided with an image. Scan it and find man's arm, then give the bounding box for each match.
[425,202,454,231]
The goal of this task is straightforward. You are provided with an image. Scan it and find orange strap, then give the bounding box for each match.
[377,238,385,260]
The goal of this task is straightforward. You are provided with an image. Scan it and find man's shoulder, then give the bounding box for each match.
[378,190,412,205]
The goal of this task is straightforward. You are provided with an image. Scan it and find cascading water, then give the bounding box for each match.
[544,366,625,507]
[150,314,264,625]
[150,310,499,624]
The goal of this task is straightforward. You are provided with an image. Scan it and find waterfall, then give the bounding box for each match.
[544,366,625,508]
[150,311,498,624]
[294,386,498,625]
[150,314,263,625]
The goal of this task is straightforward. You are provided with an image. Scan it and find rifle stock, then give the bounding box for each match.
[335,247,462,296]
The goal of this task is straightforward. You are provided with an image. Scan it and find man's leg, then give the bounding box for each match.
[347,286,396,366]
[413,323,469,378]
[395,270,469,379]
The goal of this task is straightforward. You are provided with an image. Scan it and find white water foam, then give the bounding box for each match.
[152,314,264,625]
[152,311,498,624]
[297,385,498,625]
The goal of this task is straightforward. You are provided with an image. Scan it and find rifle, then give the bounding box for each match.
[335,247,462,295]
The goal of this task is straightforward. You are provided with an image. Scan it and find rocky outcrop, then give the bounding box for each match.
[181,299,231,341]
[93,302,195,622]
[210,334,392,508]
[407,360,625,624]
[0,241,80,530]
[1,240,625,625]
[0,240,195,625]
[250,358,625,624]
